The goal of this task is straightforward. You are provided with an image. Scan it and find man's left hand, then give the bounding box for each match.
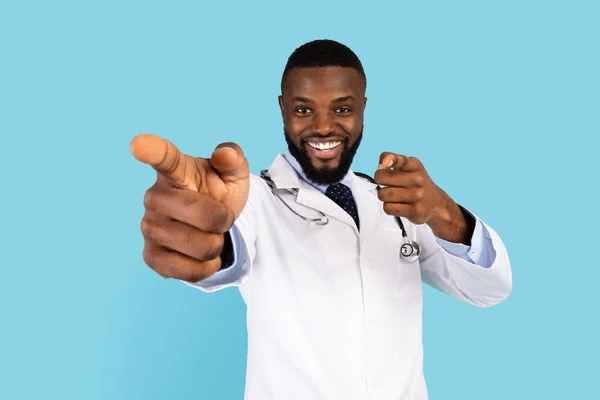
[374,152,473,245]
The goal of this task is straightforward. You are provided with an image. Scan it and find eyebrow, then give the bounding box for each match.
[332,96,355,103]
[292,96,313,103]
[291,95,356,103]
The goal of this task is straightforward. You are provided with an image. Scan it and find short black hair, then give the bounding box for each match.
[281,39,366,91]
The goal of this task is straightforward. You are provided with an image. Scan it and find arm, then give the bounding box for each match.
[374,152,511,306]
[419,210,512,307]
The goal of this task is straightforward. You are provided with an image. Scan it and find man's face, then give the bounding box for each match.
[279,66,367,185]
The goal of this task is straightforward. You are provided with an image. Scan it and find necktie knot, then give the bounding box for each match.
[325,183,359,229]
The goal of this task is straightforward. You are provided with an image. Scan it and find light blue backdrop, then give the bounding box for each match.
[1,1,598,399]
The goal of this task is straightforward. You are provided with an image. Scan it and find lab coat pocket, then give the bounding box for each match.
[382,226,422,298]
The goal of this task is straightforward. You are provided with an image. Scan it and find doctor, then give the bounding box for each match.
[131,39,512,400]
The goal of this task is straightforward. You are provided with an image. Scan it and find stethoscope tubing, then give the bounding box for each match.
[259,169,420,262]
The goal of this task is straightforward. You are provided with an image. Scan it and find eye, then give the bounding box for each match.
[296,107,312,114]
[335,107,352,114]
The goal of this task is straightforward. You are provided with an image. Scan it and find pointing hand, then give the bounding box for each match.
[374,152,473,244]
[130,134,250,281]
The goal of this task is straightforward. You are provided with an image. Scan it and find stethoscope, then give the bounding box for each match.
[259,169,421,263]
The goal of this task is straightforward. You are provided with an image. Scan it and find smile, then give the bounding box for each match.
[307,141,342,151]
[304,140,344,161]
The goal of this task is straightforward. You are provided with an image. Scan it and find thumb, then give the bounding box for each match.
[210,142,249,183]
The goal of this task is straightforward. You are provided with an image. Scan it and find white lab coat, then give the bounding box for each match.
[185,154,512,400]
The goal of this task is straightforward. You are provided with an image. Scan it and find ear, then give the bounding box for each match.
[278,95,285,118]
[363,96,368,110]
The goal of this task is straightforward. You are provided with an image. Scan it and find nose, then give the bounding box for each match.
[311,111,336,135]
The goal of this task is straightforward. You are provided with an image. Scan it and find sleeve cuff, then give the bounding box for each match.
[434,208,494,268]
[185,224,248,287]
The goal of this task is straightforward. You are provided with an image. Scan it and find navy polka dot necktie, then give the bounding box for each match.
[325,183,360,229]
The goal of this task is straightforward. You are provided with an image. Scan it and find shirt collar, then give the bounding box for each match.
[283,150,354,194]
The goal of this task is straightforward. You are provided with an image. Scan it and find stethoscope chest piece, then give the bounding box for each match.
[400,239,420,263]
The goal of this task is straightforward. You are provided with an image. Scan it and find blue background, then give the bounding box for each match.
[1,0,598,399]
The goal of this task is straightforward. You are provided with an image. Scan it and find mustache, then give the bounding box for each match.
[301,132,349,140]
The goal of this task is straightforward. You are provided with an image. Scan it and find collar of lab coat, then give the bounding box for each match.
[266,154,378,231]
[282,150,354,193]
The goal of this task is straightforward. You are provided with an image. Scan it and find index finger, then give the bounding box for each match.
[130,133,193,187]
[377,152,421,172]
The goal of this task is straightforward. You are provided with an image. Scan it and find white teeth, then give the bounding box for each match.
[308,141,342,151]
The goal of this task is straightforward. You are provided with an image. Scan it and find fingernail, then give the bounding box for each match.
[216,146,237,154]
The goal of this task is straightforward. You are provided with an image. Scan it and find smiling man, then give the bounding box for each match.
[281,61,365,185]
[130,39,512,400]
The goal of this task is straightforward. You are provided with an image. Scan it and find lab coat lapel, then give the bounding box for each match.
[295,181,357,230]
[266,154,358,231]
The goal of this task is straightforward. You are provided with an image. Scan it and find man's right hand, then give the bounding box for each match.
[130,134,250,282]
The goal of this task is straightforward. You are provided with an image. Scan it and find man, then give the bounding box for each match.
[130,39,512,400]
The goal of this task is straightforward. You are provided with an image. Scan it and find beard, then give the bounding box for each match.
[284,126,363,185]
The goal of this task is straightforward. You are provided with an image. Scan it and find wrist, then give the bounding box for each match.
[428,189,471,245]
[429,187,454,226]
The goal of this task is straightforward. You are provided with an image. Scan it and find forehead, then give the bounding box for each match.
[282,66,365,99]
